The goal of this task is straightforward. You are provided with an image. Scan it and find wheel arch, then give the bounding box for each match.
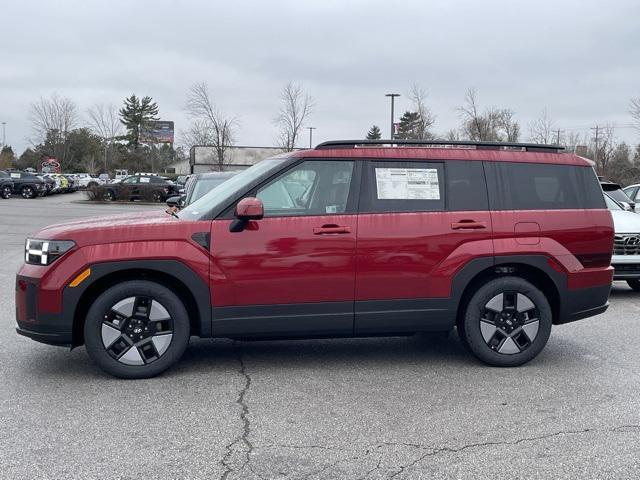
[453,255,564,327]
[67,260,210,347]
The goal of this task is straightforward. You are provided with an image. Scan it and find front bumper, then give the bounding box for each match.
[15,276,72,347]
[611,254,640,280]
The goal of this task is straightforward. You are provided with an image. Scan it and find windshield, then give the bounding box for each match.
[604,193,623,210]
[607,188,633,204]
[179,158,288,220]
[190,176,233,203]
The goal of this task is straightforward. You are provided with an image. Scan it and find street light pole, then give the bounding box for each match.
[1,122,6,147]
[307,127,316,148]
[385,93,400,140]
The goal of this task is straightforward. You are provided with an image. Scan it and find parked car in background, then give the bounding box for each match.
[0,171,14,198]
[38,175,55,195]
[72,173,103,189]
[96,174,178,202]
[2,170,44,198]
[601,181,635,211]
[167,171,236,208]
[605,192,640,291]
[114,169,129,182]
[98,173,110,183]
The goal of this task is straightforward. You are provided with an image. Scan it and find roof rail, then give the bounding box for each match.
[314,139,564,153]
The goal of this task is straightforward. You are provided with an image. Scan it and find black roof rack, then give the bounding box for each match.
[314,139,564,153]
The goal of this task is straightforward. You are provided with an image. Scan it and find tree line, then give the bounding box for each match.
[1,83,639,185]
[366,86,640,186]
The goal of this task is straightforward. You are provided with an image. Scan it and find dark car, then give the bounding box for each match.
[168,172,236,208]
[0,171,14,198]
[17,139,614,378]
[601,181,635,211]
[2,170,45,198]
[97,174,178,202]
[39,175,55,196]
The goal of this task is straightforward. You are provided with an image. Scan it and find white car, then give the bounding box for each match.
[605,193,640,291]
[72,173,104,188]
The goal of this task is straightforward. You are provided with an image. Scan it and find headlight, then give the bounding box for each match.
[25,239,76,265]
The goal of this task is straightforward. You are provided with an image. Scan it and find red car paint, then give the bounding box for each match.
[16,144,614,350]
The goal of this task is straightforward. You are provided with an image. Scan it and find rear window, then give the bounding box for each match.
[486,162,605,210]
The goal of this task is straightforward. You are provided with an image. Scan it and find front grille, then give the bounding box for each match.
[614,234,640,255]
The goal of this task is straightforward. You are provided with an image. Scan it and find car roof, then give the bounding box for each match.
[194,171,237,179]
[287,141,591,166]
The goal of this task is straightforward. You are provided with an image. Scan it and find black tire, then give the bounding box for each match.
[1,186,11,199]
[626,279,640,292]
[102,189,115,201]
[84,280,190,379]
[21,185,35,199]
[152,190,163,203]
[458,277,552,367]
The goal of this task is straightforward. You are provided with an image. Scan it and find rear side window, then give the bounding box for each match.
[360,161,445,213]
[486,162,605,210]
[446,161,489,211]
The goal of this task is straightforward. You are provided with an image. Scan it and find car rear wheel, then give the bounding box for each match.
[102,189,115,201]
[152,191,163,203]
[626,279,640,292]
[21,186,35,199]
[458,277,552,367]
[84,280,190,379]
[1,185,11,199]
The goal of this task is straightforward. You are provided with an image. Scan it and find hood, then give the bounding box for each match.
[32,211,187,247]
[610,209,640,234]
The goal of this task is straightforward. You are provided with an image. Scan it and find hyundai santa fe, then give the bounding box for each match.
[16,140,614,378]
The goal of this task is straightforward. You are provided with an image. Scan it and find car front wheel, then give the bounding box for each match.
[84,280,190,378]
[102,189,115,201]
[458,276,552,367]
[1,185,11,199]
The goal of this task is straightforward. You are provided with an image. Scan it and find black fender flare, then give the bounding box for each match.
[64,259,211,343]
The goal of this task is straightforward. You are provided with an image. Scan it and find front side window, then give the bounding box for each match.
[256,160,354,216]
[122,176,138,184]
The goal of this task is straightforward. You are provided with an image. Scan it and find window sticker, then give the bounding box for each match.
[140,177,150,183]
[375,168,440,200]
[11,173,21,179]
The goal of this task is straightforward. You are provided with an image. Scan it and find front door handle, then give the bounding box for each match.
[451,220,487,230]
[313,224,351,235]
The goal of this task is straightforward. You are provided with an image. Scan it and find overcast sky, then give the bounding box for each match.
[1,0,639,154]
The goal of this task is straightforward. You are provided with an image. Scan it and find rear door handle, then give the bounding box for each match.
[451,220,487,230]
[313,224,351,235]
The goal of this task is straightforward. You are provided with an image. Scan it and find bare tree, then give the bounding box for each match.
[496,109,520,142]
[407,84,436,139]
[457,88,520,142]
[593,124,616,176]
[631,97,640,133]
[528,108,556,144]
[180,119,215,149]
[86,103,123,171]
[444,128,461,141]
[185,82,237,170]
[275,82,314,151]
[29,93,79,167]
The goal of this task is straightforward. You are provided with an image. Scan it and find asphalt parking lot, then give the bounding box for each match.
[1,193,639,479]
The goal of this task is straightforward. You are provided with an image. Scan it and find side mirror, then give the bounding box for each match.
[166,195,183,208]
[235,197,264,220]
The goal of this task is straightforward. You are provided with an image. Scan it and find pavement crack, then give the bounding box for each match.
[220,342,254,480]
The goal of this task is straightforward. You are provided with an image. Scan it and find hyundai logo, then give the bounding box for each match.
[623,236,640,245]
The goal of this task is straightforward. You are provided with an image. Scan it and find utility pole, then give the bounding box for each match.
[307,127,316,148]
[1,122,6,147]
[555,129,561,145]
[385,93,401,140]
[591,125,600,175]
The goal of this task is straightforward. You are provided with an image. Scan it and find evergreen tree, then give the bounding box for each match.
[366,125,382,140]
[118,94,159,148]
[395,111,421,140]
[0,145,15,169]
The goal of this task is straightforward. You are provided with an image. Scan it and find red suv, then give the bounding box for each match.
[16,140,614,378]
